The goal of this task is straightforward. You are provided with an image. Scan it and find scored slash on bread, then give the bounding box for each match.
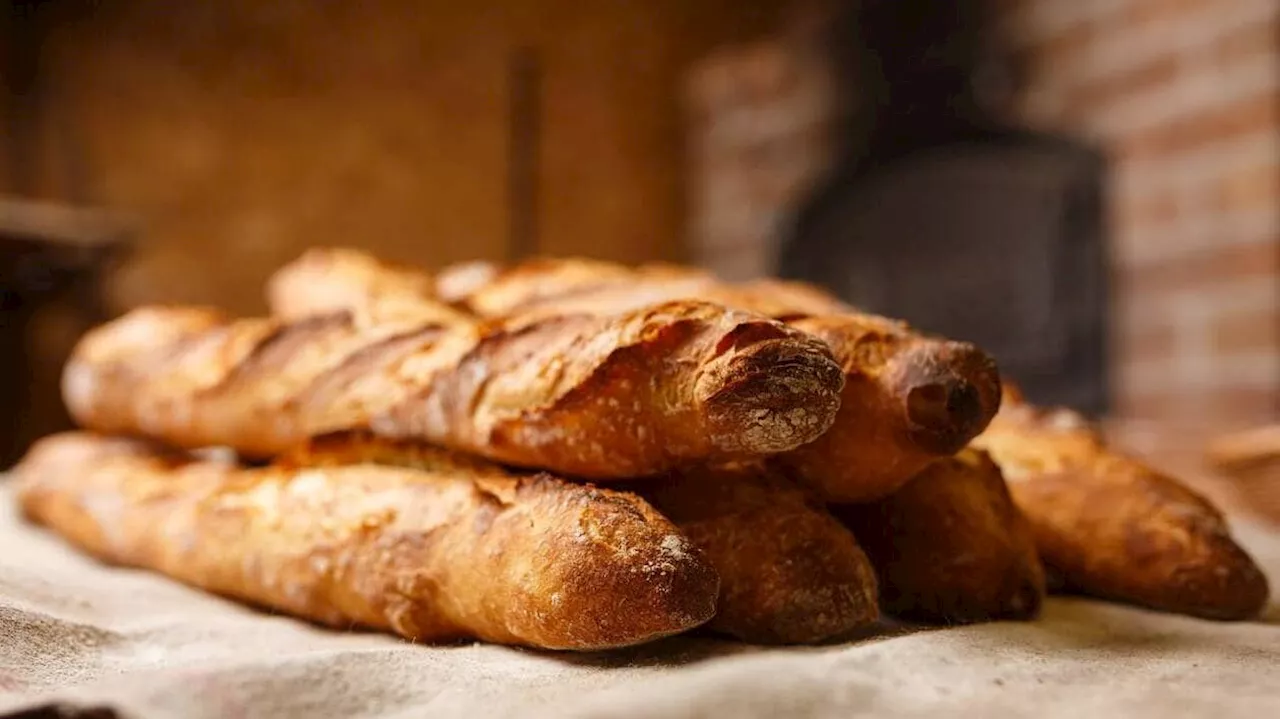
[441,255,1005,502]
[63,298,845,477]
[448,256,716,319]
[267,247,473,327]
[25,245,1272,657]
[265,249,883,644]
[277,250,1004,502]
[263,249,1271,623]
[311,436,883,645]
[15,431,721,651]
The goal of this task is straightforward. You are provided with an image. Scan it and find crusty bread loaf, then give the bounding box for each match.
[447,256,714,317]
[836,449,1045,624]
[780,314,1001,502]
[293,251,1001,501]
[640,464,880,644]
[266,251,881,643]
[434,259,502,305]
[973,399,1270,620]
[63,299,845,475]
[457,257,1004,502]
[454,267,853,326]
[15,432,720,650]
[267,247,471,326]
[520,274,1005,503]
[308,436,881,645]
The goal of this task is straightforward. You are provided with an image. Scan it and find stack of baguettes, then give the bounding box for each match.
[13,248,1270,652]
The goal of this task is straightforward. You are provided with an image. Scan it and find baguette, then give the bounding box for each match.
[266,252,881,643]
[641,464,880,643]
[293,252,1001,501]
[973,398,1271,620]
[15,432,720,650]
[448,256,714,317]
[453,267,852,326]
[435,259,502,305]
[456,257,1003,502]
[63,299,845,475]
[835,448,1045,624]
[780,314,1000,502]
[267,247,471,326]
[309,437,881,645]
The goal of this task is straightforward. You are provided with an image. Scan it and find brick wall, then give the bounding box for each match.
[684,37,837,281]
[685,0,1279,425]
[1003,0,1279,425]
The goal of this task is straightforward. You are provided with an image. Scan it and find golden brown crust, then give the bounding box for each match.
[15,432,720,651]
[974,405,1271,620]
[440,256,850,324]
[261,249,1003,499]
[836,449,1045,624]
[634,464,880,644]
[434,259,503,306]
[64,300,844,476]
[466,275,846,327]
[318,438,881,645]
[63,307,436,458]
[267,247,472,326]
[732,278,858,318]
[778,316,1001,501]
[414,255,1004,501]
[463,257,643,315]
[453,256,713,317]
[268,254,878,644]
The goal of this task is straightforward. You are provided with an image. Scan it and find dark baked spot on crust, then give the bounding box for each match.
[214,313,353,389]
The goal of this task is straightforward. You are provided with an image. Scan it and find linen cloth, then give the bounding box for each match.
[1,482,1277,719]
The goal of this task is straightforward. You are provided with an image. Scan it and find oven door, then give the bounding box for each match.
[782,140,1109,416]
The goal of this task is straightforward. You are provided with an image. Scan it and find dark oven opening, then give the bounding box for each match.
[779,0,1110,417]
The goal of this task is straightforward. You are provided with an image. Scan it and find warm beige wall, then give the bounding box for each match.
[36,0,786,316]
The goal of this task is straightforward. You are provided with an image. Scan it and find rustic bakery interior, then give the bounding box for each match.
[1,1,1277,717]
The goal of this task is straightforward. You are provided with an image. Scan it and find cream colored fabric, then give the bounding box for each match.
[1,483,1277,719]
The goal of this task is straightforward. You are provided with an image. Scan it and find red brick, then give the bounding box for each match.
[1122,0,1217,30]
[1109,274,1167,324]
[1118,385,1279,425]
[1067,55,1180,114]
[1120,92,1279,157]
[1113,190,1182,232]
[1213,162,1280,215]
[1211,306,1280,354]
[1123,240,1279,296]
[1210,15,1278,65]
[1114,388,1190,423]
[1199,385,1280,424]
[1123,320,1179,362]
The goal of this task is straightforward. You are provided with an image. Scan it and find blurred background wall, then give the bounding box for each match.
[687,0,1279,426]
[1005,0,1279,424]
[2,0,1278,463]
[0,0,784,463]
[5,0,786,315]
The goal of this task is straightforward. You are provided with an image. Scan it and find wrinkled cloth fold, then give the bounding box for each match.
[1,483,1278,719]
